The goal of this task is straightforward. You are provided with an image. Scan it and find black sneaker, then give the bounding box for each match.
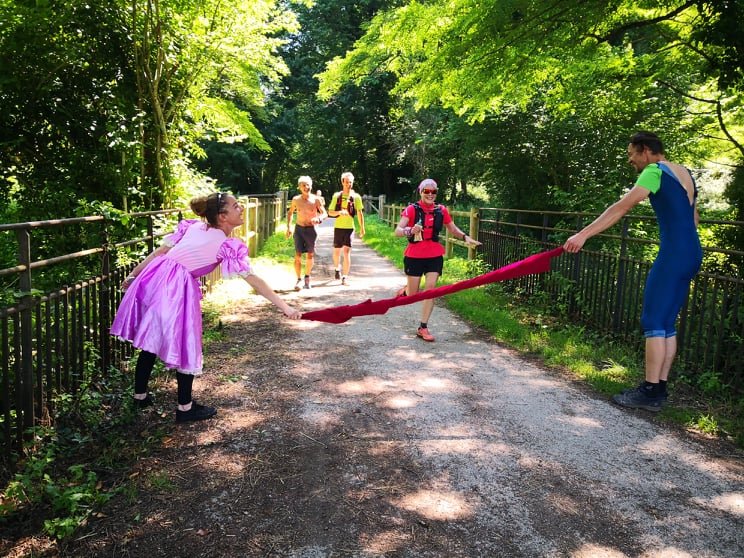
[304,276,311,289]
[334,269,341,280]
[133,394,154,409]
[622,383,668,401]
[612,386,665,412]
[176,402,217,423]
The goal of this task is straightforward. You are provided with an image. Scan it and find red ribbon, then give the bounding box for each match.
[301,247,564,324]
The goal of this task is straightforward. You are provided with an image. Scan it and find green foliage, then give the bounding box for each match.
[255,224,298,263]
[0,365,137,539]
[686,368,729,398]
[201,304,226,343]
[691,0,744,91]
[317,0,743,209]
[357,215,404,266]
[145,471,177,494]
[261,0,402,194]
[723,165,744,248]
[0,0,299,219]
[0,0,141,220]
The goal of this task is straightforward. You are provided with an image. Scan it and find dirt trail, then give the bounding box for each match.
[11,221,744,557]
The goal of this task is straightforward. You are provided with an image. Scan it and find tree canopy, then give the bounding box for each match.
[316,0,742,211]
[0,0,301,221]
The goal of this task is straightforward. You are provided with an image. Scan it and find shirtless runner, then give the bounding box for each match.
[286,175,327,290]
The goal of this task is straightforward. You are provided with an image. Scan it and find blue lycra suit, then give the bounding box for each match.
[638,163,702,338]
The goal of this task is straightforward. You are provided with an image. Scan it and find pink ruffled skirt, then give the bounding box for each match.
[111,257,204,374]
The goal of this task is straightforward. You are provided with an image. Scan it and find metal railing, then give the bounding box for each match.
[0,195,286,473]
[1,195,740,472]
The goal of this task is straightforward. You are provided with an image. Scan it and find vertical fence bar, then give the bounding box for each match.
[90,281,98,354]
[82,283,90,381]
[44,298,54,399]
[62,288,70,390]
[12,313,21,447]
[34,303,43,422]
[146,214,155,252]
[16,228,35,434]
[568,216,584,315]
[612,218,630,333]
[101,224,111,374]
[704,279,723,372]
[70,286,79,391]
[1,314,11,472]
[54,294,62,391]
[711,280,730,374]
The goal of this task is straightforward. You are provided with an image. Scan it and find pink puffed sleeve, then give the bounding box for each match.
[162,219,201,247]
[217,237,255,278]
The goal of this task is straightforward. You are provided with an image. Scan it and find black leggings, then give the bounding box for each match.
[134,350,156,394]
[176,373,194,406]
[134,350,194,405]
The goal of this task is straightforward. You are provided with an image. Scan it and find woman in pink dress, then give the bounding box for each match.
[111,192,302,423]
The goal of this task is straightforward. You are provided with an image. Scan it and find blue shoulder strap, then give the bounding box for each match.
[657,162,697,200]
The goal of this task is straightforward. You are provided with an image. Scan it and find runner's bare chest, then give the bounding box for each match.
[295,195,321,226]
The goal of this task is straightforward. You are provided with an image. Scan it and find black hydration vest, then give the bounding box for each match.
[334,193,356,217]
[409,202,444,243]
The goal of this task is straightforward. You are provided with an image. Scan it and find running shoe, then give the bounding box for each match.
[612,386,664,412]
[621,382,668,401]
[417,327,435,342]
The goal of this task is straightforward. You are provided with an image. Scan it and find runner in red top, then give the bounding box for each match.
[394,179,481,342]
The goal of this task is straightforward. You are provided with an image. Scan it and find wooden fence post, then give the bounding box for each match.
[468,207,480,261]
[249,198,259,257]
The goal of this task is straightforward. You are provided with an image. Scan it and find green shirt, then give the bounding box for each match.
[636,163,662,194]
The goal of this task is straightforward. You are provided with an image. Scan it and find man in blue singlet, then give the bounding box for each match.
[563,131,702,412]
